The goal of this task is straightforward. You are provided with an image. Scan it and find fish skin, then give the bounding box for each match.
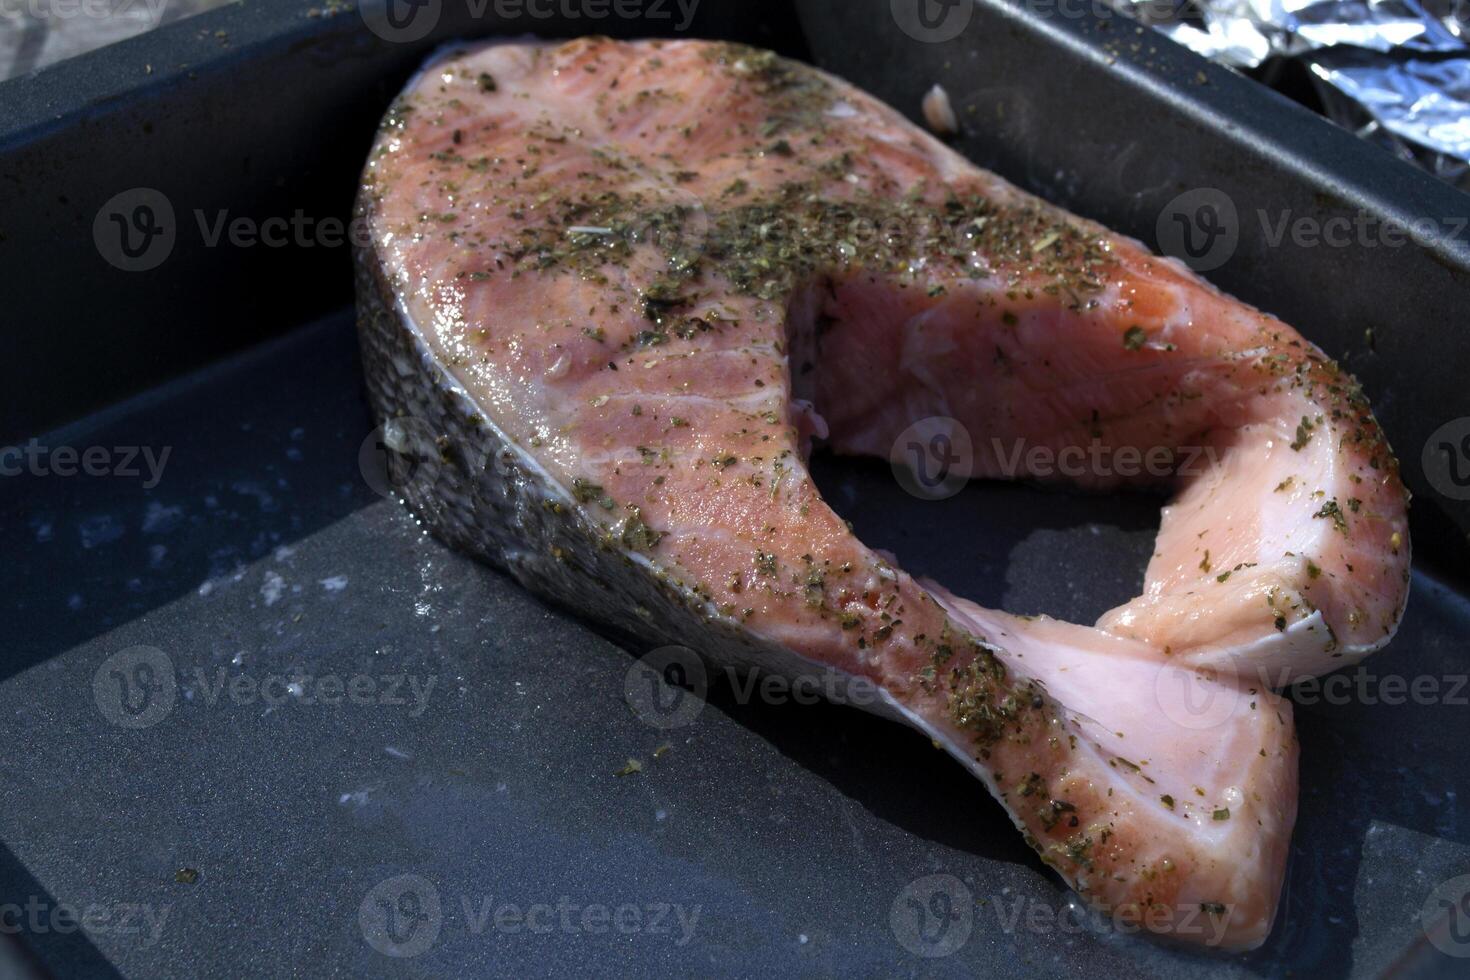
[354,37,1406,950]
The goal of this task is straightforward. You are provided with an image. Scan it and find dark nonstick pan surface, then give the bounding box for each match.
[1,1,1467,976]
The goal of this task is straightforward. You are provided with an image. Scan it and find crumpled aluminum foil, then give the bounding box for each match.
[1114,0,1470,192]
[0,0,234,83]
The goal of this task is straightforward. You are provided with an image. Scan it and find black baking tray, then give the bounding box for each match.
[2,1,1468,977]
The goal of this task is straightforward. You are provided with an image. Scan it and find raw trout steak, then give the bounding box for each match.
[354,38,1411,951]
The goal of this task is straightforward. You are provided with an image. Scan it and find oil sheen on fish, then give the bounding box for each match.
[354,38,1411,951]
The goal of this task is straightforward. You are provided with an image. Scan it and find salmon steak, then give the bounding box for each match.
[354,37,1411,951]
